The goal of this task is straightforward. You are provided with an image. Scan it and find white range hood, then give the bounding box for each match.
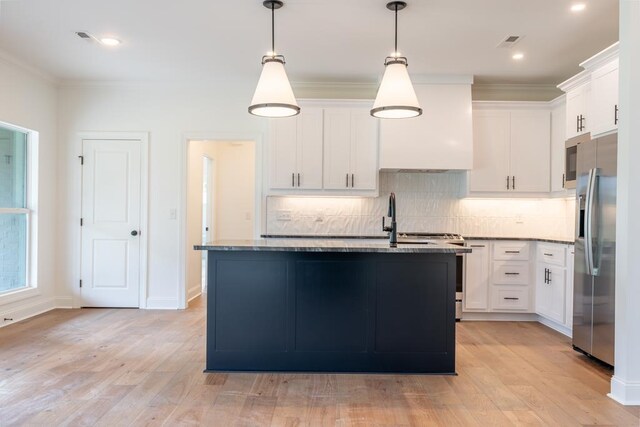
[378,75,473,171]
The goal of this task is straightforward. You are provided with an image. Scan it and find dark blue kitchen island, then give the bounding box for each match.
[195,239,469,374]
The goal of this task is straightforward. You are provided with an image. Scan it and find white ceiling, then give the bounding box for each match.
[0,0,619,85]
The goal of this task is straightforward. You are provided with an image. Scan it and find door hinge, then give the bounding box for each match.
[79,279,82,288]
[78,155,84,165]
[80,218,84,226]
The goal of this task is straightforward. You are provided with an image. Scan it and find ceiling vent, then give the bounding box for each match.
[75,31,97,43]
[497,35,522,48]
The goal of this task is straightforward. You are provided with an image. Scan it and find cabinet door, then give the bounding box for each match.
[464,242,490,311]
[565,84,589,139]
[536,264,552,318]
[551,102,567,192]
[546,265,567,324]
[590,59,619,137]
[297,108,324,189]
[510,110,551,192]
[350,110,378,190]
[323,109,352,190]
[269,116,299,189]
[469,110,511,192]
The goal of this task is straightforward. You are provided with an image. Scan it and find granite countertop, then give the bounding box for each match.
[260,234,575,245]
[195,239,471,254]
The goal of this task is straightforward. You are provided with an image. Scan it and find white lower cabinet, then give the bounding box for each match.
[464,240,534,314]
[535,243,574,329]
[464,242,490,311]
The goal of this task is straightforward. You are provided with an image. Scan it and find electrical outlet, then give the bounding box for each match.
[276,210,292,221]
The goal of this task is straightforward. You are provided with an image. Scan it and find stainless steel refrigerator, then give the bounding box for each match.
[573,133,617,366]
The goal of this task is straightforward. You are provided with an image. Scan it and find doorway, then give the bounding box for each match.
[79,137,147,308]
[186,140,256,304]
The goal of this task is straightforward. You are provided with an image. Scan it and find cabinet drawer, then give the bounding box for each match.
[492,261,530,285]
[537,244,566,267]
[492,287,530,311]
[493,242,530,261]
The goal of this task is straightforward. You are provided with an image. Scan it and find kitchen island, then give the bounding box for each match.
[195,239,470,374]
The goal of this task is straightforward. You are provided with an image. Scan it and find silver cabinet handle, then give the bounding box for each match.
[292,173,295,187]
[346,173,349,188]
[505,250,520,254]
[504,272,520,276]
[470,245,485,248]
[504,297,519,301]
[507,176,510,190]
[512,176,515,190]
[351,174,355,188]
[297,173,300,187]
[543,253,553,257]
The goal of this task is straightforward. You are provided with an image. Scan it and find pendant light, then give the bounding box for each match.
[371,1,422,119]
[248,0,300,118]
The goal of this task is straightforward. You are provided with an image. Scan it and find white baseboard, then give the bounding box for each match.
[55,296,74,309]
[146,297,178,310]
[609,376,640,406]
[187,287,202,303]
[536,315,572,337]
[461,312,538,322]
[0,296,56,328]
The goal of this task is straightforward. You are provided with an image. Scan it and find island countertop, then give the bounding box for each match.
[195,238,471,254]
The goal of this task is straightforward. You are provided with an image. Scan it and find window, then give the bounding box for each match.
[0,125,29,293]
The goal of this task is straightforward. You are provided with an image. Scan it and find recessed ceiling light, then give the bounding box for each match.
[99,37,121,47]
[571,3,586,12]
[512,53,524,60]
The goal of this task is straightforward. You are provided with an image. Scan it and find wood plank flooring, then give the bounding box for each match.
[1,297,638,426]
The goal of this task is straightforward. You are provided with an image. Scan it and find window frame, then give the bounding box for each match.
[0,120,38,297]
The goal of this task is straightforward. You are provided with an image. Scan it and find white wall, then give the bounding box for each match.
[57,82,265,309]
[0,55,60,324]
[267,172,575,241]
[186,140,255,302]
[611,0,640,406]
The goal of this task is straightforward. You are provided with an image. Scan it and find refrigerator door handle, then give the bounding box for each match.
[585,168,598,276]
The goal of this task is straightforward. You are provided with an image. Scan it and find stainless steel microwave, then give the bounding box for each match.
[565,133,590,189]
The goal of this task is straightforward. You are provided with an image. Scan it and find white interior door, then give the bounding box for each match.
[81,139,142,307]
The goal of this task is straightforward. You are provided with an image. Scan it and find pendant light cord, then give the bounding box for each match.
[271,3,275,55]
[394,3,398,54]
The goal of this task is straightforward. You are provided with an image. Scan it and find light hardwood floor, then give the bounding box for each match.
[1,297,638,426]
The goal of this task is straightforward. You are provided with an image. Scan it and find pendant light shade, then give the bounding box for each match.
[249,58,300,117]
[371,1,422,119]
[248,0,300,118]
[371,60,421,118]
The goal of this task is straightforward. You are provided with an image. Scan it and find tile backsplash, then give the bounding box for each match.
[266,172,576,240]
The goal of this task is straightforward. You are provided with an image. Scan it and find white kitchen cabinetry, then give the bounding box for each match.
[558,42,619,140]
[563,80,590,139]
[489,241,534,313]
[469,105,550,194]
[463,241,490,311]
[269,108,323,190]
[536,243,573,329]
[379,81,473,171]
[550,98,567,192]
[589,58,619,137]
[323,109,377,191]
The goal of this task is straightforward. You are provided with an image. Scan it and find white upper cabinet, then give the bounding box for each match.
[323,108,378,191]
[558,42,619,140]
[379,82,473,171]
[268,101,378,195]
[589,58,619,137]
[550,99,567,192]
[469,104,551,194]
[469,110,510,192]
[269,108,324,190]
[564,80,590,139]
